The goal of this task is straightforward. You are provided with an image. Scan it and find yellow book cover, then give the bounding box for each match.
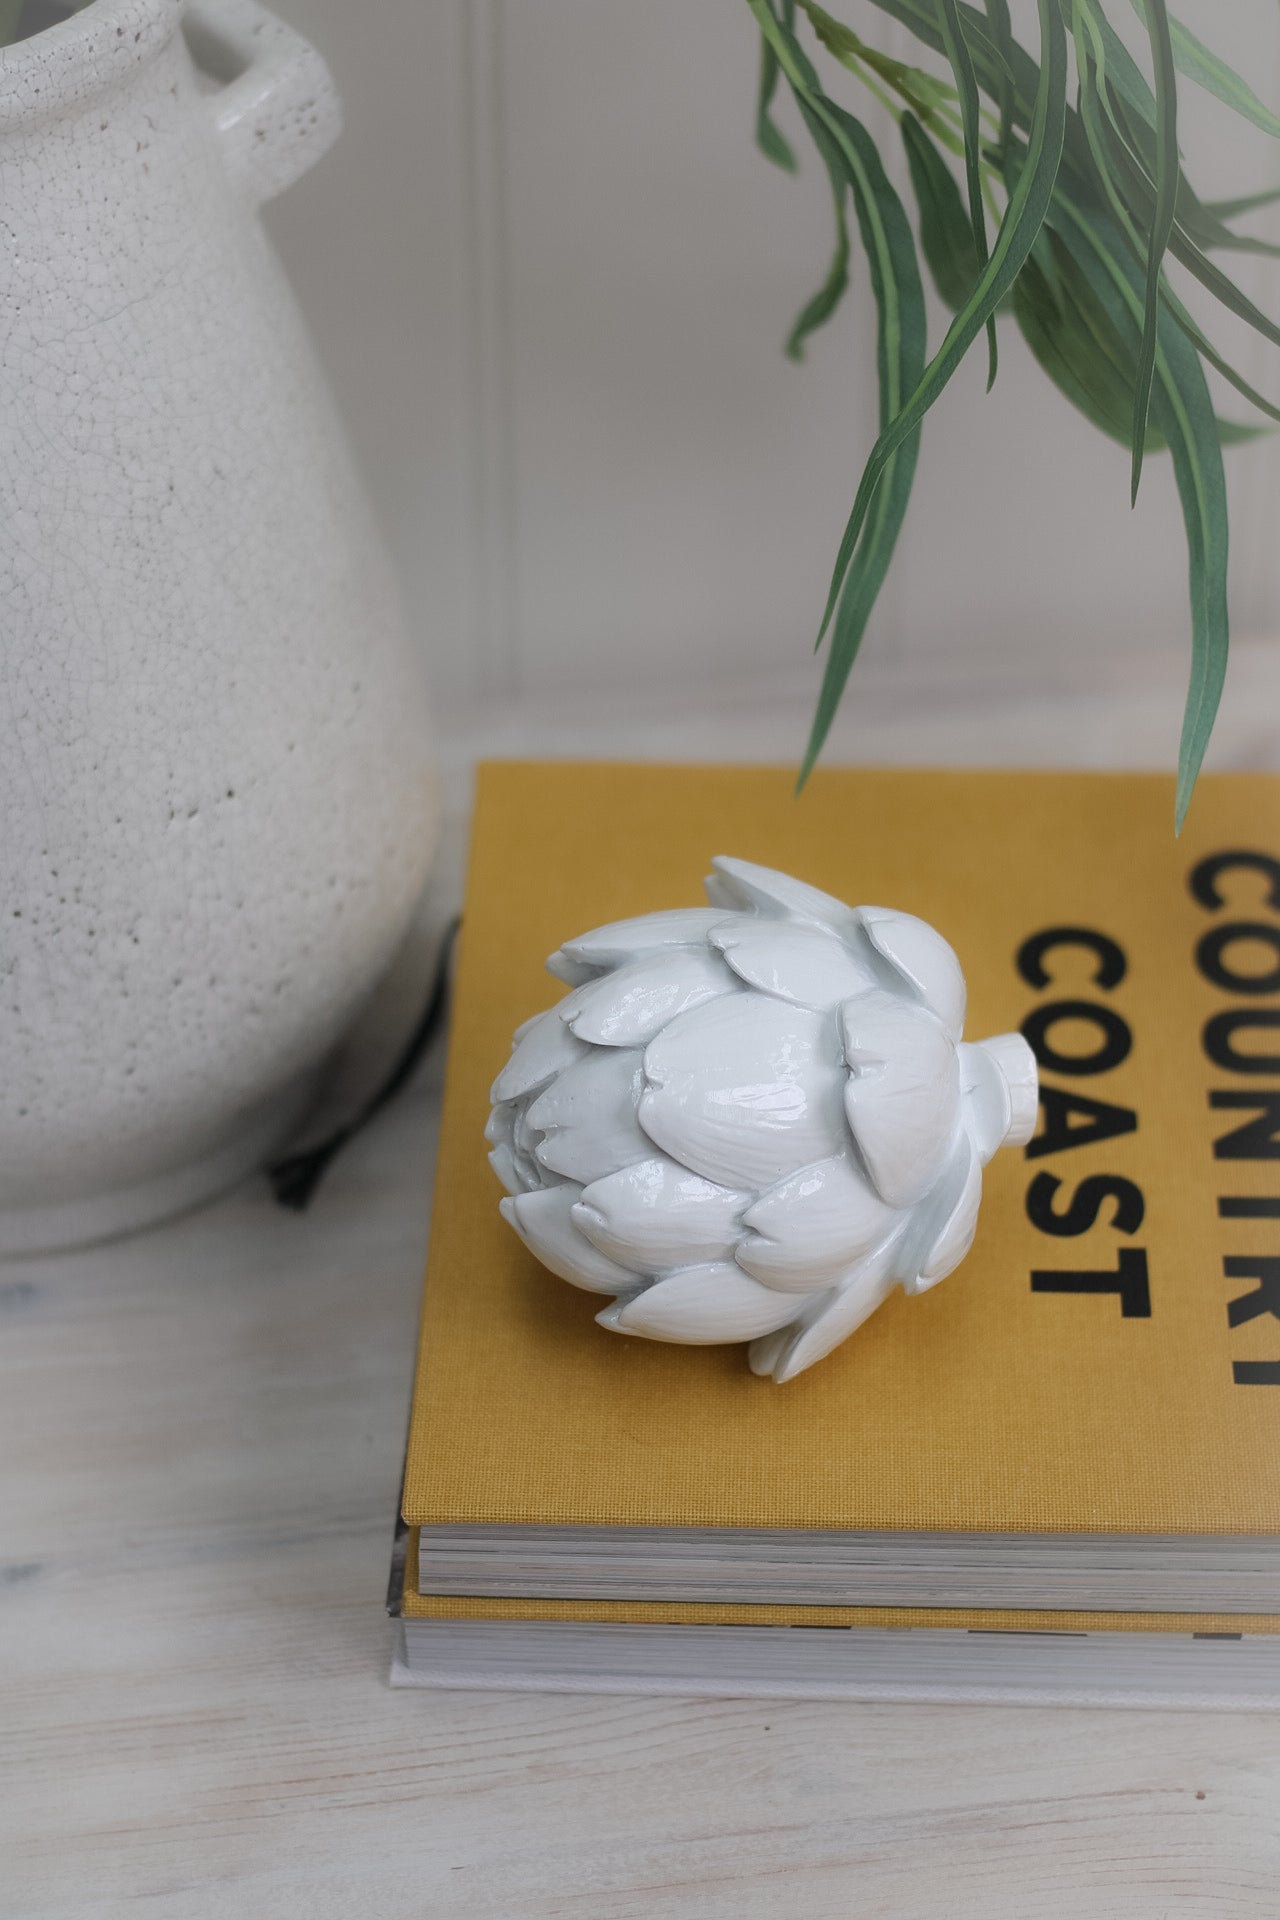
[401,763,1280,1628]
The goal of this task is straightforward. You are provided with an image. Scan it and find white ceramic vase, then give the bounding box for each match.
[0,0,441,1254]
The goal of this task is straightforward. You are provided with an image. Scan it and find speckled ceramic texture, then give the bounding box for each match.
[0,0,440,1252]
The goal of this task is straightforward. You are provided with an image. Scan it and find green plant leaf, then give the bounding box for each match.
[752,0,851,358]
[749,0,1267,821]
[1072,8,1280,316]
[1071,14,1280,421]
[984,0,1015,150]
[1104,79,1280,266]
[1129,0,1178,504]
[1166,394,1228,832]
[798,0,963,140]
[1068,9,1176,338]
[1013,224,1161,446]
[756,19,798,172]
[1172,192,1280,261]
[901,111,982,309]
[1069,3,1142,232]
[1014,257,1134,444]
[1015,217,1261,449]
[1067,0,1270,257]
[797,99,927,782]
[1127,0,1280,141]
[1207,186,1280,222]
[813,0,1067,650]
[1074,0,1154,118]
[1048,187,1228,829]
[1159,291,1280,429]
[860,0,1041,121]
[747,0,928,782]
[785,141,852,358]
[939,0,997,385]
[1167,218,1280,354]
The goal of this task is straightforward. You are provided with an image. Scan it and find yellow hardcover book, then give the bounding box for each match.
[394,764,1280,1700]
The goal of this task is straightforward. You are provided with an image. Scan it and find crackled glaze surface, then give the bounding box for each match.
[0,0,439,1251]
[489,858,1036,1381]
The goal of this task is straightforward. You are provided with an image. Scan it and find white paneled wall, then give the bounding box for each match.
[263,0,1280,724]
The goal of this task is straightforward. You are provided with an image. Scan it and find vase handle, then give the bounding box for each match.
[185,0,342,205]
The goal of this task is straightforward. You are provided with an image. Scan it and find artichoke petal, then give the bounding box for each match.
[703,871,741,912]
[486,1101,543,1193]
[640,994,847,1190]
[491,1001,590,1104]
[711,916,878,1011]
[512,1103,541,1159]
[750,1237,902,1382]
[707,855,858,935]
[605,1261,801,1343]
[737,1150,900,1290]
[840,991,960,1208]
[545,952,601,988]
[857,906,966,1040]
[525,1047,651,1184]
[552,908,727,978]
[487,1141,525,1196]
[500,1186,638,1296]
[906,1134,982,1294]
[744,1321,797,1380]
[573,1156,748,1272]
[563,947,736,1048]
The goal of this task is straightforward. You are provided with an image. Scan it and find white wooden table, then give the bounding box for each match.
[6,652,1280,1919]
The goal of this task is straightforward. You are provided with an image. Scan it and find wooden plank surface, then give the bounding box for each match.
[5,663,1280,1918]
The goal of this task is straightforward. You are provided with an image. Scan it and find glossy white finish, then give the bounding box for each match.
[0,0,440,1253]
[491,856,1037,1380]
[574,1157,748,1273]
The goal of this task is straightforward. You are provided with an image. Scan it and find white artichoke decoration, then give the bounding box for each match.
[487,858,1037,1382]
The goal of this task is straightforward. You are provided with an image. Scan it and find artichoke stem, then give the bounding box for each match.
[975,1031,1039,1150]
